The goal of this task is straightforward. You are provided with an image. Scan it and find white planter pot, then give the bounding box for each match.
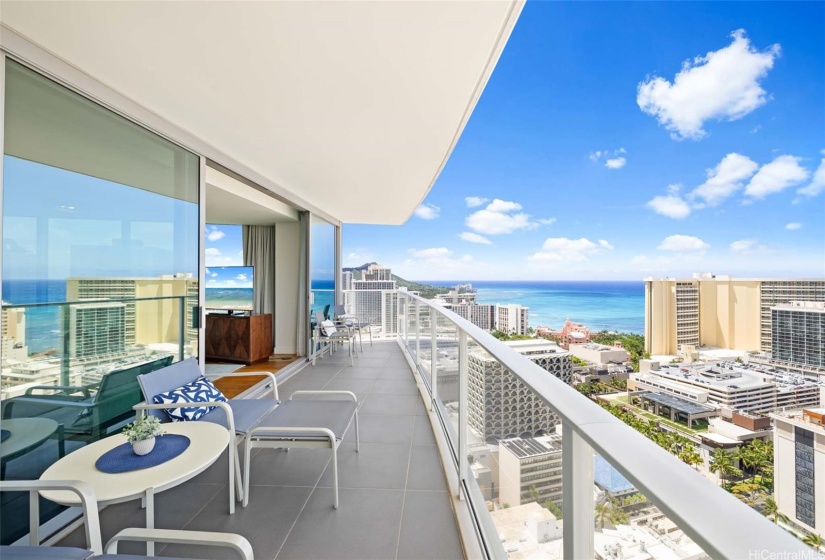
[131,436,156,456]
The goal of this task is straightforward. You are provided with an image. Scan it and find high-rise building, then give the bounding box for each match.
[499,435,564,507]
[468,340,571,442]
[498,304,529,335]
[772,302,825,368]
[352,264,397,334]
[770,408,825,540]
[66,274,198,347]
[341,271,353,291]
[1,307,28,362]
[449,303,496,331]
[67,301,126,358]
[645,276,825,356]
[362,263,393,281]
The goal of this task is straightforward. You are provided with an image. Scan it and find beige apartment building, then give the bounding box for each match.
[644,276,825,357]
[66,274,198,347]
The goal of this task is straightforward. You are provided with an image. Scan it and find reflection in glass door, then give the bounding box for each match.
[0,60,200,543]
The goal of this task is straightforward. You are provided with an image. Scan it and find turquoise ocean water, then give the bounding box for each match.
[3,279,644,354]
[425,280,644,334]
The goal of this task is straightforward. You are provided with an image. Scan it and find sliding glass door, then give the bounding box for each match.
[0,60,201,543]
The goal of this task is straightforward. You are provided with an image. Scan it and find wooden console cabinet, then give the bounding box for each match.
[205,313,272,364]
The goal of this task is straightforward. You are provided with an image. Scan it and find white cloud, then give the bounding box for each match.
[465,199,540,235]
[730,239,756,252]
[785,222,802,230]
[460,232,492,245]
[605,157,626,169]
[235,273,248,281]
[408,247,452,259]
[529,237,613,263]
[205,248,220,256]
[637,30,780,140]
[657,235,709,252]
[730,239,773,255]
[690,153,759,205]
[205,225,225,242]
[647,183,692,219]
[797,154,825,197]
[485,199,522,213]
[537,218,557,226]
[744,155,810,198]
[414,203,440,220]
[589,148,628,168]
[465,196,488,208]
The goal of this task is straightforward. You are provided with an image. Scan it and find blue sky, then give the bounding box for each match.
[343,2,825,281]
[204,265,253,289]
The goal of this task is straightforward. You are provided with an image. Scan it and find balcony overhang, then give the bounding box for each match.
[0,1,523,225]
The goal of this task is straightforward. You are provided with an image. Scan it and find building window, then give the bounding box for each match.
[795,427,815,528]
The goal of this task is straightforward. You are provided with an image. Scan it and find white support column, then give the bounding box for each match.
[458,330,468,499]
[562,423,594,560]
[430,306,438,411]
[414,299,420,366]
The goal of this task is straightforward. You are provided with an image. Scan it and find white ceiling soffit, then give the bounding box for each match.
[0,1,523,225]
[206,166,298,226]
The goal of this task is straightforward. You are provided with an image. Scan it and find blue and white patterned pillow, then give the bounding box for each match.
[153,376,228,422]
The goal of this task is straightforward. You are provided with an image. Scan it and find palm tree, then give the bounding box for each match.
[803,532,823,551]
[595,500,611,529]
[709,449,733,487]
[761,495,788,525]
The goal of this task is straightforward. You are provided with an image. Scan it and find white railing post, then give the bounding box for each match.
[404,297,410,349]
[458,329,468,499]
[430,306,438,411]
[414,299,420,365]
[563,423,594,560]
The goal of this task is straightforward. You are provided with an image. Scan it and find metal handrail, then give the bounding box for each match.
[1,295,190,309]
[396,290,808,559]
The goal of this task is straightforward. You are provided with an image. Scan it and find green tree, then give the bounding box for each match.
[730,481,764,507]
[761,495,788,525]
[709,449,733,486]
[543,500,563,519]
[803,533,823,551]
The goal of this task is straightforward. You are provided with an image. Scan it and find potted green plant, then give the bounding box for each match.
[122,416,165,456]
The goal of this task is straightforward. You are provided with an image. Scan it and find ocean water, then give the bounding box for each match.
[3,279,645,355]
[424,280,644,334]
[205,288,253,309]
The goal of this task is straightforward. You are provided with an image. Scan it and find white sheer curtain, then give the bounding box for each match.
[242,225,276,338]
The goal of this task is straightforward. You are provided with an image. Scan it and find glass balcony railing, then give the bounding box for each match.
[0,295,194,544]
[392,290,809,560]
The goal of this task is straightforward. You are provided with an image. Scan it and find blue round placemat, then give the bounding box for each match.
[95,434,190,474]
[1,429,10,442]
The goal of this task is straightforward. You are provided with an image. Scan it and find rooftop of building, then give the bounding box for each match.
[500,435,563,459]
[638,391,716,414]
[769,408,825,434]
[647,362,821,392]
[772,300,825,312]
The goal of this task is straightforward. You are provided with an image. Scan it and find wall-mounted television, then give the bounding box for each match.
[205,266,254,312]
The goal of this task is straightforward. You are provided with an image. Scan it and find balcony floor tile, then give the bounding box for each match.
[57,341,463,560]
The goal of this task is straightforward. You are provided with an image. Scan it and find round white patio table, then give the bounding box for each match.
[40,422,229,556]
[1,418,60,461]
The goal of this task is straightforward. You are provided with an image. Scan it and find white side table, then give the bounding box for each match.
[40,422,229,556]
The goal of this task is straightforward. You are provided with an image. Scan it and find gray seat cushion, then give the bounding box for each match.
[0,545,93,559]
[200,398,277,434]
[253,400,358,440]
[137,358,202,422]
